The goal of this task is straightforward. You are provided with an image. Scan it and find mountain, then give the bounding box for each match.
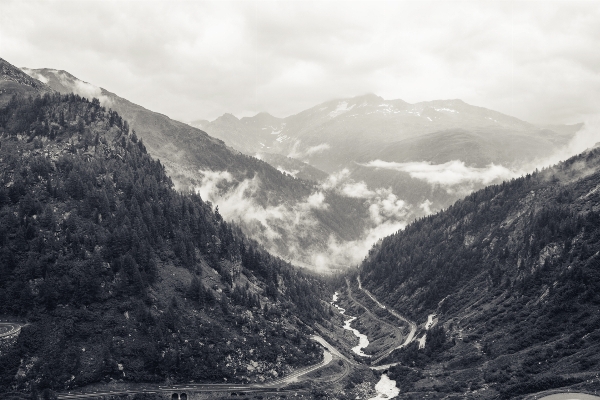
[357,147,600,398]
[201,94,579,170]
[19,63,384,271]
[0,59,53,107]
[199,94,582,211]
[0,93,329,395]
[255,152,329,182]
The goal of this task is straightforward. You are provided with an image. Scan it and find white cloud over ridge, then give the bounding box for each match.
[194,168,410,272]
[287,141,331,160]
[364,160,521,194]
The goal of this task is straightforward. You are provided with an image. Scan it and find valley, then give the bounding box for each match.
[39,275,419,399]
[1,55,600,400]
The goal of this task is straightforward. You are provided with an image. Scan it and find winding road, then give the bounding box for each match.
[351,277,417,365]
[56,335,345,399]
[357,276,417,349]
[0,322,21,339]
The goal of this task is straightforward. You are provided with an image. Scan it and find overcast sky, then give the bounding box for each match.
[2,1,599,124]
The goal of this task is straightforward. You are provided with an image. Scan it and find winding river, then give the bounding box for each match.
[331,292,371,357]
[332,292,400,399]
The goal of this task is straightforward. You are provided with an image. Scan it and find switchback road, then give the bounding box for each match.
[0,322,21,339]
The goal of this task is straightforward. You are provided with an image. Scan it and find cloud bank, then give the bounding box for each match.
[363,160,520,195]
[194,168,410,271]
[4,2,599,124]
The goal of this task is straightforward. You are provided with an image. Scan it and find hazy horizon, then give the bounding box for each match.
[2,1,600,125]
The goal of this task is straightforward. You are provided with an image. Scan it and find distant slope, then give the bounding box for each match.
[358,146,600,398]
[200,94,582,212]
[200,94,578,171]
[22,67,254,189]
[256,152,329,182]
[0,93,328,394]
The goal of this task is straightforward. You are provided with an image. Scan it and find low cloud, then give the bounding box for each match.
[321,168,410,225]
[363,159,520,195]
[287,140,330,159]
[48,70,115,108]
[194,168,410,272]
[419,199,433,215]
[276,166,299,178]
[531,117,600,170]
[194,169,329,256]
[21,68,49,84]
[309,220,406,271]
[195,170,233,201]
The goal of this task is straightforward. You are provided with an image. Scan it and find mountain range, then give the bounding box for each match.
[196,94,582,209]
[1,54,600,399]
[14,60,378,271]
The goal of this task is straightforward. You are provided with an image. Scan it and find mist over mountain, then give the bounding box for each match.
[19,62,417,271]
[0,59,53,107]
[0,93,330,394]
[199,94,583,211]
[4,53,600,399]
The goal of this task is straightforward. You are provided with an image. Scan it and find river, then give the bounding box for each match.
[331,292,371,357]
[332,292,400,399]
[368,373,400,400]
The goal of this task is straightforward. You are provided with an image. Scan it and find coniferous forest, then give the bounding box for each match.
[360,147,600,397]
[0,93,329,394]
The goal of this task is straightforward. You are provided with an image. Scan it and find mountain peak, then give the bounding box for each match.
[219,112,239,121]
[352,93,384,102]
[241,111,283,125]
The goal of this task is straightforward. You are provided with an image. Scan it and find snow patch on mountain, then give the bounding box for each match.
[329,101,355,118]
[434,107,458,113]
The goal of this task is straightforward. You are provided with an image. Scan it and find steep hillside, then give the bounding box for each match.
[0,93,329,395]
[358,148,600,398]
[20,64,384,270]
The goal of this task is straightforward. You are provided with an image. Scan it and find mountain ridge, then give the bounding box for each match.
[356,146,600,398]
[18,61,386,270]
[197,91,582,215]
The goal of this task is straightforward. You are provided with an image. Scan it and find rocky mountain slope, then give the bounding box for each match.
[358,146,600,398]
[0,59,53,107]
[0,93,329,395]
